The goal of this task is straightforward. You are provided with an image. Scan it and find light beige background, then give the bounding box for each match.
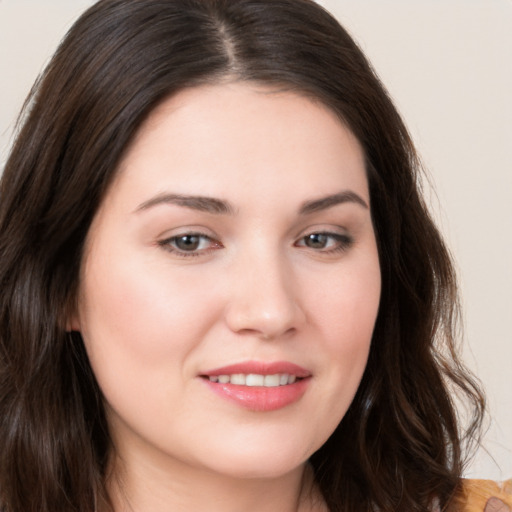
[1,0,511,479]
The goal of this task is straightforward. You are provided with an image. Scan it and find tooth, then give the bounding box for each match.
[264,374,280,387]
[209,373,299,386]
[246,374,264,386]
[230,374,246,385]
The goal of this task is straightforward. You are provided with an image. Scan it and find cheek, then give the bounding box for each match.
[76,253,222,428]
[312,252,381,347]
[308,254,380,406]
[78,251,219,364]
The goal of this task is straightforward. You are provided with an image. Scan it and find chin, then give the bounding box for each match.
[209,457,306,481]
[195,433,317,480]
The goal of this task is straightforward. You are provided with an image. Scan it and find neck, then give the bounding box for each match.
[105,456,324,512]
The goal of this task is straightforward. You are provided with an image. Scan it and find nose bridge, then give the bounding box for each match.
[225,241,304,338]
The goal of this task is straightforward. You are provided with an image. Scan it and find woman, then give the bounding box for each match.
[0,0,486,511]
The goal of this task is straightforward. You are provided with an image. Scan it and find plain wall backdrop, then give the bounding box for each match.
[1,0,511,480]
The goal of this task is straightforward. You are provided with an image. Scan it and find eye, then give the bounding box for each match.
[159,232,222,257]
[296,232,353,253]
[173,234,206,251]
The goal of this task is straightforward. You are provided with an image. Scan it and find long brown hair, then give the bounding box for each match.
[0,1,484,511]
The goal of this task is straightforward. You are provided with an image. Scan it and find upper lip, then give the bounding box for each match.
[201,361,311,378]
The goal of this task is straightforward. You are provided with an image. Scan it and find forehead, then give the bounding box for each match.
[109,81,368,207]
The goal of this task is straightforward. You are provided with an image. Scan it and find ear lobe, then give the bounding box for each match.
[64,301,81,332]
[66,314,81,332]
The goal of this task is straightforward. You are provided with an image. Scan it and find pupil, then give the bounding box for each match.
[176,235,200,251]
[306,233,327,248]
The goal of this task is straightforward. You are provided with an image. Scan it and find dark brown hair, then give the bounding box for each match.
[0,1,484,511]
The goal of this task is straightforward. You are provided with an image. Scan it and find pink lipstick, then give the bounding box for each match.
[200,361,311,412]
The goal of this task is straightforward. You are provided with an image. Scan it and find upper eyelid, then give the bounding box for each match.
[158,227,351,241]
[157,222,354,243]
[157,225,217,240]
[296,224,350,238]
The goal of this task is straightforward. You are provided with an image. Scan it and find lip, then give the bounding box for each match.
[199,361,311,412]
[201,361,311,378]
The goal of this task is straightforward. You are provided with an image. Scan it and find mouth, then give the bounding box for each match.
[202,373,303,387]
[199,361,311,411]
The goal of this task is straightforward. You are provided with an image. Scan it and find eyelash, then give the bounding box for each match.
[158,231,353,258]
[294,232,354,254]
[158,232,221,258]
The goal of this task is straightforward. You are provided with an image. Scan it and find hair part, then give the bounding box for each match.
[0,1,484,511]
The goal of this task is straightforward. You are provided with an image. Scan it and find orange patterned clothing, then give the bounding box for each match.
[452,479,512,512]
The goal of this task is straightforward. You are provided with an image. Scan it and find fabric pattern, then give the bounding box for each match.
[457,479,512,512]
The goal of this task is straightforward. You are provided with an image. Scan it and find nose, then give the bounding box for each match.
[224,250,306,340]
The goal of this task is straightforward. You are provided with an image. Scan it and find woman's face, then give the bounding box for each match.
[73,83,381,480]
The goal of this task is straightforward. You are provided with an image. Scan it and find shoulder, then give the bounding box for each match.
[449,479,512,512]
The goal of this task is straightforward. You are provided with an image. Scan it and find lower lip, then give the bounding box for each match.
[202,378,310,412]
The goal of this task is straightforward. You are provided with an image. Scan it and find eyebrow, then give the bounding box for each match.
[135,193,235,215]
[299,191,369,214]
[135,190,368,216]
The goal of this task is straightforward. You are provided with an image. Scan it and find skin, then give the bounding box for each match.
[72,82,381,512]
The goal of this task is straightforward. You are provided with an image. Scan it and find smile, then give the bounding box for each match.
[206,373,299,387]
[200,361,311,411]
